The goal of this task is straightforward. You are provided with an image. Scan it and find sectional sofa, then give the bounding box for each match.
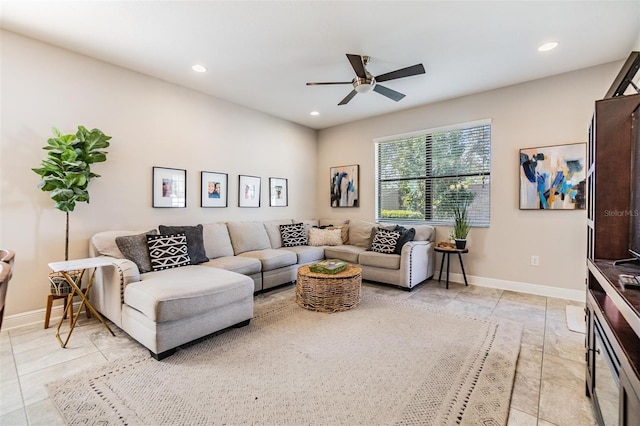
[88,219,435,359]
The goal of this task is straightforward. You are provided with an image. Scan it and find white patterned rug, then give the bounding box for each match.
[47,294,522,425]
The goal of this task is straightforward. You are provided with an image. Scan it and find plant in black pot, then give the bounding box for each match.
[451,202,470,249]
[32,126,111,295]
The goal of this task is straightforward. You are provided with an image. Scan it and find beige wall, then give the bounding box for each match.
[0,31,317,316]
[316,61,623,295]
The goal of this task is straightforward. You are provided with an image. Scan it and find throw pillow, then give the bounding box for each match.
[393,226,416,255]
[371,228,402,254]
[115,229,158,273]
[146,233,191,271]
[158,224,208,264]
[367,224,396,250]
[280,223,308,247]
[308,228,343,246]
[327,225,349,244]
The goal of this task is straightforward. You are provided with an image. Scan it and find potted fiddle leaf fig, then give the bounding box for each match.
[32,126,111,294]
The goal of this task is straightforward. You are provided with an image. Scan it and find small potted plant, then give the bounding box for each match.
[450,201,470,249]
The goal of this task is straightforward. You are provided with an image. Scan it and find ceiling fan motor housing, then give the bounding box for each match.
[353,75,375,93]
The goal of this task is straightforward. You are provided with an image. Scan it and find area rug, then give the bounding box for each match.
[47,294,522,425]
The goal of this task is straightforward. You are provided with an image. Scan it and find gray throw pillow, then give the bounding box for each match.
[115,229,158,273]
[158,224,208,264]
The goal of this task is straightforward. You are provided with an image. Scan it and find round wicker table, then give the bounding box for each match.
[296,264,362,313]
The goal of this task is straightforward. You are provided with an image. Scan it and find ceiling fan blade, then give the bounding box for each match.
[375,64,425,82]
[306,82,353,86]
[338,90,358,105]
[346,54,367,78]
[373,84,406,102]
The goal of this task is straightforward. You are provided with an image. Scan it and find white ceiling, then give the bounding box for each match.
[1,1,638,130]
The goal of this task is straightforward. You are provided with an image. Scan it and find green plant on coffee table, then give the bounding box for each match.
[32,126,111,261]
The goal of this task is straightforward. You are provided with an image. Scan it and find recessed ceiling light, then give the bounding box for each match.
[538,42,558,52]
[192,64,207,73]
[310,111,320,116]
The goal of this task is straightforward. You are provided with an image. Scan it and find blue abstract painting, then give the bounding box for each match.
[520,143,586,210]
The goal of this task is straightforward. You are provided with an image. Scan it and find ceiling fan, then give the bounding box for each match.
[306,54,426,105]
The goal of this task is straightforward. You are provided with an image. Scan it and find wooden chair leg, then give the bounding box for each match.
[44,295,53,329]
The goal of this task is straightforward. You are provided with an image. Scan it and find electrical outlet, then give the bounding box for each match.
[531,255,540,266]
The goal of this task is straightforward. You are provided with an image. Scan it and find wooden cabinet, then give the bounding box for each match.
[585,93,640,425]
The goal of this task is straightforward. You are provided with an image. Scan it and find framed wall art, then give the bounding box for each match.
[330,164,359,207]
[201,171,228,208]
[269,177,288,207]
[239,175,261,208]
[519,142,586,210]
[153,166,186,208]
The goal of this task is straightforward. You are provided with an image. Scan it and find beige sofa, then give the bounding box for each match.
[88,219,435,359]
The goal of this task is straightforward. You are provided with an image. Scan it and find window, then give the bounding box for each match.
[375,120,491,227]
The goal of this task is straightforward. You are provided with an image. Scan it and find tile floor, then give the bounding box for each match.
[0,279,596,425]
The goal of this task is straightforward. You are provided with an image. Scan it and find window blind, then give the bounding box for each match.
[376,122,491,227]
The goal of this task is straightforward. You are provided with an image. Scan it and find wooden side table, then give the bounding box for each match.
[48,257,116,347]
[434,247,469,289]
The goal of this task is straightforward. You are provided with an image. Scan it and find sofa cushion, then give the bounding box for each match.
[280,223,307,247]
[319,218,349,227]
[125,265,253,322]
[371,228,402,254]
[324,245,366,263]
[281,245,325,264]
[146,233,191,271]
[201,256,262,275]
[238,249,297,271]
[227,221,271,254]
[115,230,158,273]
[348,220,377,248]
[264,219,293,249]
[412,225,435,242]
[92,230,151,259]
[202,223,235,259]
[158,225,208,264]
[358,251,401,270]
[308,228,343,246]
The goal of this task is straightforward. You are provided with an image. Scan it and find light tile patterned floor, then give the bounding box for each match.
[0,280,596,425]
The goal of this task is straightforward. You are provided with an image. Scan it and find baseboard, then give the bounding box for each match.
[3,274,585,330]
[2,300,83,331]
[434,270,585,302]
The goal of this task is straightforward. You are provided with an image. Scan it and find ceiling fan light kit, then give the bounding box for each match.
[307,54,425,105]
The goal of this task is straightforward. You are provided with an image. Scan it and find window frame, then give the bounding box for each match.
[374,119,492,227]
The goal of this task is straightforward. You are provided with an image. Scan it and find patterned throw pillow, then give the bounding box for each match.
[371,228,402,254]
[280,223,307,247]
[308,228,343,246]
[115,230,158,273]
[146,233,191,271]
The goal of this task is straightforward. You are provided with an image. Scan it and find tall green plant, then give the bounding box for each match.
[451,202,471,240]
[32,126,111,260]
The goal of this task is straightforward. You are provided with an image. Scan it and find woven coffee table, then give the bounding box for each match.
[296,264,362,313]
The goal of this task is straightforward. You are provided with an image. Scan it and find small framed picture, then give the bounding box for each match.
[153,167,186,208]
[239,175,261,208]
[269,177,288,207]
[201,171,228,208]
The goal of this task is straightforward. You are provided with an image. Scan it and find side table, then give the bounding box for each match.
[48,257,116,347]
[434,247,469,289]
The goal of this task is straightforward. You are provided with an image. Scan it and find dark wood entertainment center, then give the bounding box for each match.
[585,52,640,424]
